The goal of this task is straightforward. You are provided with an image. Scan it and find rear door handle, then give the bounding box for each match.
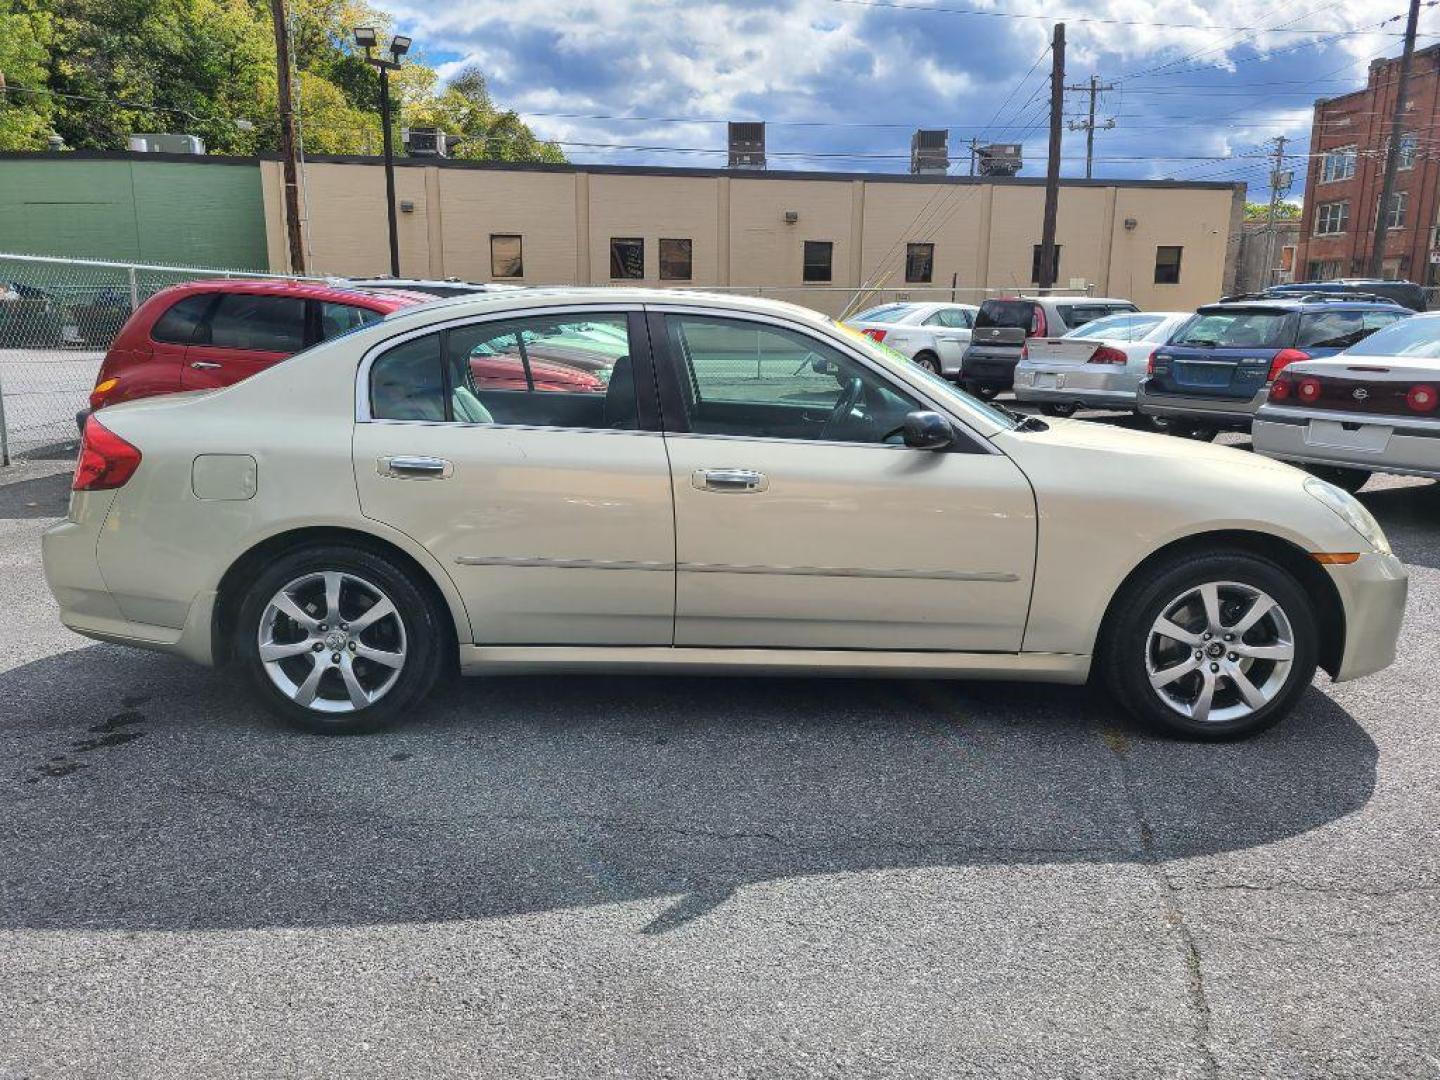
[379,455,453,480]
[189,360,222,370]
[692,468,768,493]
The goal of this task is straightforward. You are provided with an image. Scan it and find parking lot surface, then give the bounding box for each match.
[2,434,1438,1079]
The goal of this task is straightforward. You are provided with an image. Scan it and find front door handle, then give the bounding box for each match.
[692,468,768,493]
[189,360,222,370]
[379,455,453,480]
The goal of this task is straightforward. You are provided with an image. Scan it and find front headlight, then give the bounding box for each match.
[1304,477,1391,554]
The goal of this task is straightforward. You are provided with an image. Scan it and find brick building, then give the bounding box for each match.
[1296,44,1440,285]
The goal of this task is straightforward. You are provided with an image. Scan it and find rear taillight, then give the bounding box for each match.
[1268,348,1310,382]
[1089,345,1127,365]
[1296,377,1323,405]
[1019,343,1028,361]
[73,417,142,491]
[1269,377,1293,402]
[861,328,887,343]
[1408,384,1439,413]
[1146,349,1159,376]
[1029,305,1048,338]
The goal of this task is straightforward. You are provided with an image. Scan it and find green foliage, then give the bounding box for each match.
[1245,201,1301,221]
[0,0,563,163]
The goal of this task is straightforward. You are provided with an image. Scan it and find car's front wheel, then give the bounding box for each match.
[1040,403,1078,418]
[235,545,445,734]
[1101,551,1318,740]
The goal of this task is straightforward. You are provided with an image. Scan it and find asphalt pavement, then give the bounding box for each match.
[1,433,1438,1079]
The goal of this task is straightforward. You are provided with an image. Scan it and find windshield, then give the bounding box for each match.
[830,319,1020,430]
[1064,313,1163,341]
[1344,314,1440,358]
[1172,309,1291,348]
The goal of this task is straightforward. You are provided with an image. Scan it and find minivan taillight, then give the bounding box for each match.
[1029,305,1048,338]
[73,417,142,491]
[1268,348,1310,382]
[1089,345,1128,365]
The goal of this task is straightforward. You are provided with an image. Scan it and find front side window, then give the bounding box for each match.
[205,294,306,352]
[151,294,214,345]
[491,234,523,279]
[318,302,383,341]
[905,243,934,284]
[1030,244,1062,285]
[610,237,644,279]
[1316,201,1349,235]
[1321,146,1357,183]
[923,307,970,328]
[803,241,833,283]
[1154,246,1183,285]
[664,314,920,444]
[659,238,693,281]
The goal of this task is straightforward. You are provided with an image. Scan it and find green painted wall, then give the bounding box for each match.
[0,157,268,270]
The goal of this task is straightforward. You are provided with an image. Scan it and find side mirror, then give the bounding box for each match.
[810,356,838,376]
[902,410,955,450]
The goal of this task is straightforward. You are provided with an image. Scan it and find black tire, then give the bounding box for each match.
[1099,550,1319,741]
[1040,403,1078,418]
[1174,422,1219,442]
[235,543,445,735]
[1304,464,1370,494]
[974,384,1000,401]
[912,351,941,375]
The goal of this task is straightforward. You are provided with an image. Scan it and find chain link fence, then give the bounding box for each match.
[0,254,311,464]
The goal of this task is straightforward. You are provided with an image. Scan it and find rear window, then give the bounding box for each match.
[1056,303,1139,329]
[975,300,1035,329]
[1172,309,1292,348]
[1344,314,1440,358]
[151,294,213,345]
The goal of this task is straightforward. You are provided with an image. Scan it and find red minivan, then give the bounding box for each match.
[84,279,431,421]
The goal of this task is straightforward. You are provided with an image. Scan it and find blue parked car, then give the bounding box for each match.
[1136,295,1413,439]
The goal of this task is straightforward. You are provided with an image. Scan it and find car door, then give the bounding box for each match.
[650,308,1037,651]
[925,307,972,369]
[180,291,307,390]
[351,306,676,645]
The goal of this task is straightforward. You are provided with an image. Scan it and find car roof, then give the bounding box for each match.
[1199,297,1401,313]
[161,278,432,310]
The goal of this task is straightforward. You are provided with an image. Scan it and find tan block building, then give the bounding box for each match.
[260,157,1246,315]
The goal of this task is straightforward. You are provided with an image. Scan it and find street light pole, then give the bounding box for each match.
[354,27,411,279]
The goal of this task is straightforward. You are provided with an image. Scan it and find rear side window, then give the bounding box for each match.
[923,308,971,328]
[151,294,213,345]
[319,302,383,341]
[370,334,446,421]
[975,300,1034,329]
[1173,309,1291,348]
[1057,304,1139,329]
[206,294,306,352]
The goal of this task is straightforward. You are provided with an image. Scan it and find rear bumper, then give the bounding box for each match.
[961,349,1022,389]
[1328,551,1408,682]
[75,408,91,435]
[1014,366,1141,409]
[1136,384,1267,428]
[1253,408,1440,479]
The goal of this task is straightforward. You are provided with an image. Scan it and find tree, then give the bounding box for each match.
[1245,201,1301,221]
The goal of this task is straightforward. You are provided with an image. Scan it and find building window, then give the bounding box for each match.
[1307,259,1343,281]
[1315,201,1349,235]
[490,234,523,279]
[1398,132,1418,170]
[1321,146,1357,183]
[802,240,833,283]
[1030,244,1062,285]
[1384,191,1409,230]
[1153,246,1183,285]
[659,238,692,281]
[905,243,934,284]
[610,237,644,279]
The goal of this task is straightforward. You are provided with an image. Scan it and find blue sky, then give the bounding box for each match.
[390,0,1438,204]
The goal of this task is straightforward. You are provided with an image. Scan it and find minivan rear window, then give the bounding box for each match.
[1172,309,1291,349]
[975,300,1035,329]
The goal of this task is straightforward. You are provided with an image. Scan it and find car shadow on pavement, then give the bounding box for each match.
[0,470,71,519]
[0,645,1377,935]
[1359,479,1440,571]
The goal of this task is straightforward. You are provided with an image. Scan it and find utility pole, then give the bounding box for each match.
[1265,134,1292,286]
[268,0,306,274]
[968,136,978,176]
[1369,0,1421,278]
[1038,23,1065,291]
[1065,74,1116,180]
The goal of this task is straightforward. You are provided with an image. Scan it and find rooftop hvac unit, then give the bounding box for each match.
[977,142,1022,177]
[127,133,206,155]
[728,122,766,170]
[404,127,449,158]
[910,129,950,175]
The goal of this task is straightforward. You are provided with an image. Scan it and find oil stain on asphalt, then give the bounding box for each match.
[24,698,150,783]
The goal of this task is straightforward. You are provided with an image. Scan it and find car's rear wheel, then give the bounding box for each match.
[1174,422,1219,442]
[236,545,444,735]
[912,351,941,375]
[1040,403,1078,418]
[963,381,1000,400]
[1101,551,1318,740]
[1303,464,1370,494]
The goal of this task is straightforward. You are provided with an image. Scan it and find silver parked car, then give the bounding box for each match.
[1253,312,1440,492]
[962,296,1140,398]
[1014,311,1192,417]
[844,302,979,377]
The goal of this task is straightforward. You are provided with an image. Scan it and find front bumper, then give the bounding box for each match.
[1136,384,1267,429]
[1254,407,1440,480]
[1014,366,1141,409]
[1327,551,1408,682]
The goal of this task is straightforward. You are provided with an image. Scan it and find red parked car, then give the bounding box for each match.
[84,279,431,422]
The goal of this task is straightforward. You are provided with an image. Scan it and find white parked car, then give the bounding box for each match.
[1014,311,1192,417]
[44,289,1405,740]
[1254,312,1440,492]
[845,302,978,377]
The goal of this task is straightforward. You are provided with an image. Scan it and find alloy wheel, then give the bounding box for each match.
[1145,581,1295,725]
[257,571,407,714]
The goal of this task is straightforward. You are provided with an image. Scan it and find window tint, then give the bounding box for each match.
[319,302,383,341]
[1063,313,1163,341]
[151,294,213,345]
[610,238,644,279]
[659,238,692,280]
[975,300,1035,330]
[905,243,934,284]
[370,333,447,421]
[1154,246,1183,284]
[491,234,523,278]
[1056,304,1135,329]
[446,314,638,429]
[665,315,921,445]
[1173,310,1291,348]
[206,294,306,352]
[803,241,833,283]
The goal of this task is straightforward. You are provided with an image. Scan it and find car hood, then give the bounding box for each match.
[1002,415,1297,474]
